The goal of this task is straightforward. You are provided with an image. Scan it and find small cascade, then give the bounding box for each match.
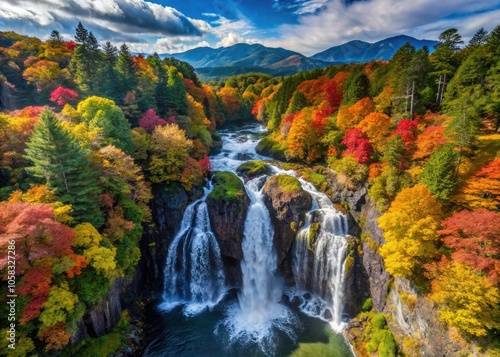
[160,185,226,315]
[292,207,349,329]
[220,175,295,354]
[271,167,350,331]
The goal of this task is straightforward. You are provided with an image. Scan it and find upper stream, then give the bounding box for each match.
[143,123,354,357]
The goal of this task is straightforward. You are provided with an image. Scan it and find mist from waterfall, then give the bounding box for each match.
[219,175,296,354]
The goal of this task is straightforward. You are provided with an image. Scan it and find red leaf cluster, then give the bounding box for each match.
[139,109,167,133]
[342,128,373,164]
[391,119,418,151]
[0,203,75,273]
[49,86,79,106]
[440,209,500,284]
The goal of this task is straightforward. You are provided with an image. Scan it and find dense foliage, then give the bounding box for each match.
[0,24,219,354]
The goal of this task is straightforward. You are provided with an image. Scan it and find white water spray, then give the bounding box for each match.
[220,175,296,354]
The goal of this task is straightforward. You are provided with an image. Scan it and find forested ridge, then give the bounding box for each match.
[0,21,499,356]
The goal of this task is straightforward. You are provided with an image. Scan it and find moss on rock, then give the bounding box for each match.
[209,171,246,205]
[268,175,302,195]
[236,160,268,178]
[256,134,287,160]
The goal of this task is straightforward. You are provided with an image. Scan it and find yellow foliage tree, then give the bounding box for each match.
[356,112,392,152]
[83,245,117,279]
[373,86,394,114]
[430,262,500,337]
[378,184,443,278]
[38,283,80,329]
[8,185,73,224]
[73,222,117,278]
[73,223,102,249]
[149,124,192,183]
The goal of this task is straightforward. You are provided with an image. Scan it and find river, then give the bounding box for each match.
[142,123,354,357]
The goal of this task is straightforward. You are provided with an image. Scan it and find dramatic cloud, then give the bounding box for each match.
[273,0,329,15]
[265,0,500,55]
[0,0,209,41]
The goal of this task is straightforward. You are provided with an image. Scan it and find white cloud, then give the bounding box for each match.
[293,0,330,15]
[0,0,210,40]
[215,32,261,47]
[264,0,500,56]
[208,14,261,48]
[154,37,210,53]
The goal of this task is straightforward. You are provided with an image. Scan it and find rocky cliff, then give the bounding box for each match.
[262,174,312,282]
[135,183,190,295]
[206,171,250,287]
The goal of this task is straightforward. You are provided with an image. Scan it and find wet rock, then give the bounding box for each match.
[206,172,250,287]
[120,346,135,356]
[235,152,253,161]
[83,278,125,338]
[262,175,312,282]
[135,183,190,294]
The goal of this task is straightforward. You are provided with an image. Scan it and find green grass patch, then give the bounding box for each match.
[209,171,246,204]
[308,222,321,250]
[290,327,353,357]
[236,160,268,177]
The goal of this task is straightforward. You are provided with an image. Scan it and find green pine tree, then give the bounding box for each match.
[341,68,370,106]
[116,44,138,103]
[166,67,187,115]
[24,109,104,228]
[286,90,308,114]
[419,144,458,200]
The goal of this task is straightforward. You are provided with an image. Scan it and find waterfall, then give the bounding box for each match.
[293,183,349,330]
[219,175,295,354]
[270,167,350,331]
[160,185,226,315]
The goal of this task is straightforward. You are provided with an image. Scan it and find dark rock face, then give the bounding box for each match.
[360,200,391,312]
[72,278,129,343]
[342,234,370,317]
[136,184,189,295]
[262,175,312,282]
[206,184,250,287]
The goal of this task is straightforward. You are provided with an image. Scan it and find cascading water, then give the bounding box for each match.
[160,185,226,315]
[271,168,350,331]
[145,123,353,357]
[218,170,296,354]
[293,206,349,329]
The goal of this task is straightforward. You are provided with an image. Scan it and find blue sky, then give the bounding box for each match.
[1,0,500,56]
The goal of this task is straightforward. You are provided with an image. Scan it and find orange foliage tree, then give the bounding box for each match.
[336,97,374,131]
[440,209,500,284]
[413,125,446,160]
[356,112,392,152]
[286,108,320,162]
[456,159,500,210]
[296,76,330,106]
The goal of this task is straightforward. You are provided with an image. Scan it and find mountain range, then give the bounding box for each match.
[311,35,438,63]
[160,35,438,79]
